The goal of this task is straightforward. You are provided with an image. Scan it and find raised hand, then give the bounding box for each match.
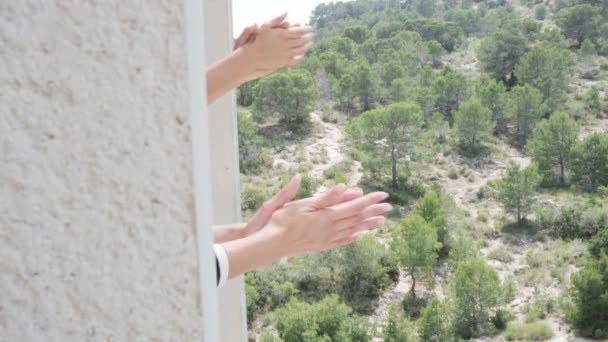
[240,14,314,71]
[243,175,365,237]
[264,186,391,257]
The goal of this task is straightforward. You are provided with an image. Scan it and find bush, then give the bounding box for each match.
[360,175,425,205]
[568,254,608,338]
[419,299,453,341]
[535,5,547,20]
[492,309,515,330]
[590,229,608,257]
[241,184,270,212]
[323,160,353,182]
[383,305,418,342]
[504,321,555,341]
[295,175,320,199]
[450,259,502,339]
[274,296,369,342]
[488,247,514,263]
[447,167,459,179]
[537,203,608,239]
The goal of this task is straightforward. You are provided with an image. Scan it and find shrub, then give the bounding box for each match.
[295,175,320,199]
[383,305,418,342]
[447,167,459,179]
[419,299,453,341]
[492,309,515,330]
[572,133,608,192]
[241,184,270,212]
[274,296,369,342]
[590,229,608,257]
[450,259,502,339]
[502,276,518,304]
[323,160,353,182]
[537,203,608,239]
[568,254,608,338]
[504,320,555,341]
[535,5,547,20]
[488,247,514,263]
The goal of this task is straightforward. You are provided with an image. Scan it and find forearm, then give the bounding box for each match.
[207,47,254,104]
[222,228,285,279]
[213,223,247,243]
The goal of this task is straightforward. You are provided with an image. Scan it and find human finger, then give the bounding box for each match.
[332,216,386,242]
[313,183,347,208]
[335,203,392,231]
[247,175,301,230]
[269,13,288,26]
[329,192,389,220]
[286,25,313,39]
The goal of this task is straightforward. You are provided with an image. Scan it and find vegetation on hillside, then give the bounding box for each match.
[237,0,608,340]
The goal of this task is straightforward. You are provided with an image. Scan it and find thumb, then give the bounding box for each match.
[314,183,347,208]
[247,175,301,229]
[272,175,301,207]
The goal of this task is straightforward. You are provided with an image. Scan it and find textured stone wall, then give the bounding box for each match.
[0,1,203,341]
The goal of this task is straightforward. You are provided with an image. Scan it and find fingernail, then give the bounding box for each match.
[377,217,386,225]
[383,203,393,212]
[379,192,389,200]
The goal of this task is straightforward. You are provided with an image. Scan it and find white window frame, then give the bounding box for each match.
[185,0,247,341]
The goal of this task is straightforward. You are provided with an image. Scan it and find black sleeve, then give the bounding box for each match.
[215,254,220,286]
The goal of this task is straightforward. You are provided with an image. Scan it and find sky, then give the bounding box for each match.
[231,0,352,35]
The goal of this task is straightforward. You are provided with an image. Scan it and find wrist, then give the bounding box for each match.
[233,46,257,81]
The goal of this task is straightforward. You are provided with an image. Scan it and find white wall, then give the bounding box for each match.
[0,1,204,340]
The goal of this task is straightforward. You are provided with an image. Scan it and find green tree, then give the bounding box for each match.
[527,111,579,186]
[432,68,470,127]
[419,299,454,342]
[568,254,608,339]
[252,69,319,132]
[414,0,436,17]
[496,163,542,223]
[572,133,608,192]
[274,296,369,342]
[383,305,418,342]
[514,45,573,111]
[580,38,597,69]
[237,109,270,174]
[319,50,348,79]
[352,61,380,111]
[509,85,547,145]
[448,231,479,269]
[479,28,528,84]
[391,215,441,298]
[557,4,602,46]
[414,191,448,249]
[454,99,495,153]
[336,235,396,314]
[426,40,445,68]
[404,18,464,51]
[347,103,423,189]
[535,5,547,20]
[449,8,481,36]
[337,73,356,114]
[450,259,502,339]
[476,74,508,132]
[344,25,370,44]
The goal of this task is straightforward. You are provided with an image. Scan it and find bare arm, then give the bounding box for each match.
[206,16,313,104]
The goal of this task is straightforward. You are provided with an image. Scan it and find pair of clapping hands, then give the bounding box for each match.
[223,176,391,278]
[233,13,314,81]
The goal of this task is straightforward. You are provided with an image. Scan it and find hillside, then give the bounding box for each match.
[237,0,608,341]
